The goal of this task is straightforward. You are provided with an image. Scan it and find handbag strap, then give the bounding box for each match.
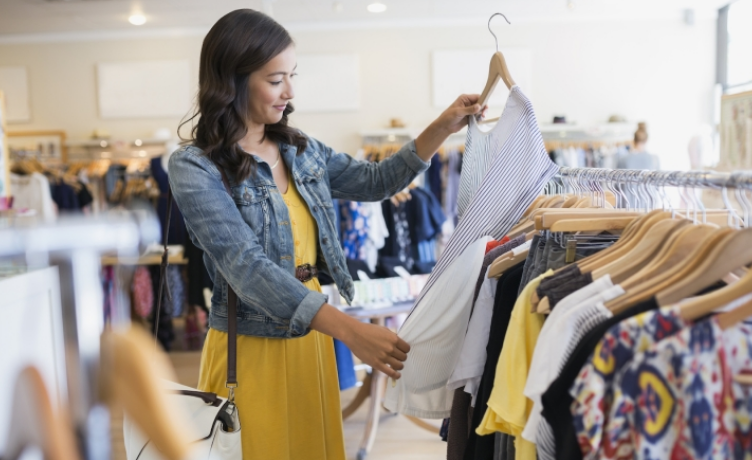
[214,166,239,401]
[157,161,239,403]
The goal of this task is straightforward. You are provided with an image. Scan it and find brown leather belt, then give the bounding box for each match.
[295,263,319,283]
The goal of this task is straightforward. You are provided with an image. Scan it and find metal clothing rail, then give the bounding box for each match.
[556,167,752,190]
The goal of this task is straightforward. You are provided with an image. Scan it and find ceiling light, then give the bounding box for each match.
[333,1,344,12]
[367,2,387,13]
[567,1,576,10]
[129,14,146,26]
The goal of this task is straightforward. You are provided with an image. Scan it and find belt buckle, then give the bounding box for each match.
[297,263,313,282]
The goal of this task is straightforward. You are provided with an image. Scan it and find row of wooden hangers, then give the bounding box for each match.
[485,177,752,375]
[2,326,195,460]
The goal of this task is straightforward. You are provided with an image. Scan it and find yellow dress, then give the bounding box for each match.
[197,176,346,460]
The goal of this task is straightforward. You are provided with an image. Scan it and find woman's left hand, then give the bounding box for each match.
[414,94,487,161]
[434,94,487,134]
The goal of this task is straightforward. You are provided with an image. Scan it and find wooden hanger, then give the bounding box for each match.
[605,228,731,313]
[477,13,515,125]
[537,210,643,231]
[1,366,80,460]
[549,216,638,233]
[562,211,650,274]
[655,227,752,307]
[590,218,690,284]
[488,240,531,278]
[618,224,719,292]
[717,297,752,331]
[478,51,515,109]
[561,195,580,208]
[680,267,752,322]
[579,211,672,274]
[101,326,196,460]
[521,195,547,218]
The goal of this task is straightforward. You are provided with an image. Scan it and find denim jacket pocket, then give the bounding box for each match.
[231,185,270,253]
[231,184,267,205]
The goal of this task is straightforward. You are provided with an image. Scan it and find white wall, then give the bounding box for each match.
[0,17,716,170]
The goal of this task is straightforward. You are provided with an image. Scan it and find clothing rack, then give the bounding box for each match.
[556,167,752,190]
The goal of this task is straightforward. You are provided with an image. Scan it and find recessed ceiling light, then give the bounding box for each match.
[567,1,576,10]
[129,14,146,26]
[333,1,344,12]
[367,2,387,13]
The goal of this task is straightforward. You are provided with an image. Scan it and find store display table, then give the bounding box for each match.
[341,302,439,460]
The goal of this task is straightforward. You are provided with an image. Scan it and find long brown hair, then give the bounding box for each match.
[180,9,308,182]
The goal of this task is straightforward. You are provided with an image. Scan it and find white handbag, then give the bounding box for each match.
[123,166,243,460]
[123,381,242,460]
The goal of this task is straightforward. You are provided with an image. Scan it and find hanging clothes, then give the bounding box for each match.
[461,263,525,460]
[447,235,526,405]
[444,148,462,227]
[427,154,444,204]
[185,236,213,314]
[151,156,186,245]
[405,187,446,269]
[333,339,357,391]
[10,172,56,220]
[132,266,154,319]
[340,200,370,261]
[384,237,492,418]
[362,201,389,273]
[49,181,80,212]
[410,86,559,320]
[378,200,414,276]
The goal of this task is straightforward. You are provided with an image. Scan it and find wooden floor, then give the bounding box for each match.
[111,351,445,460]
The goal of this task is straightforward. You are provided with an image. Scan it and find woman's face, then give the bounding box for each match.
[247,45,297,126]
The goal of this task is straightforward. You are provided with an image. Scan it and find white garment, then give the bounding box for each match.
[361,201,389,272]
[10,172,56,221]
[383,237,492,419]
[410,86,559,320]
[521,282,625,444]
[446,266,498,406]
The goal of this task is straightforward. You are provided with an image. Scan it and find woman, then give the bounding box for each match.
[169,9,484,459]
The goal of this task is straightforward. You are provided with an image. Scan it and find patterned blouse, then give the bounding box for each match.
[570,306,689,459]
[601,317,752,459]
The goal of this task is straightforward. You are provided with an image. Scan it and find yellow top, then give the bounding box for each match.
[197,176,346,460]
[476,270,553,460]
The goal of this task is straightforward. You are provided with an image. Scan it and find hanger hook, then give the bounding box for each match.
[488,13,511,53]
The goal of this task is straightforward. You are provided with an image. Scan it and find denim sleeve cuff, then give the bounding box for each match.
[398,140,431,174]
[289,290,328,336]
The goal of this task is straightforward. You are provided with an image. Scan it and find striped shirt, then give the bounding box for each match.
[385,86,558,419]
[456,92,519,220]
[411,86,559,318]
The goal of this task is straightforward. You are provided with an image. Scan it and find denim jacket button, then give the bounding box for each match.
[322,237,329,244]
[313,206,319,212]
[333,267,339,273]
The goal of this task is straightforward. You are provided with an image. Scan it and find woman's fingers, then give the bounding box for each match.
[457,94,481,106]
[377,362,401,380]
[386,356,405,371]
[391,348,408,362]
[396,337,411,354]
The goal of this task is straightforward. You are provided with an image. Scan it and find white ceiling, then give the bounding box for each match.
[0,0,733,38]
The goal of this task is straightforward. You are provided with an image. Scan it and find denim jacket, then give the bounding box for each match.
[168,136,429,338]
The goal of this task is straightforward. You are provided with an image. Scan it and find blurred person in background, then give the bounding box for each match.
[617,122,660,170]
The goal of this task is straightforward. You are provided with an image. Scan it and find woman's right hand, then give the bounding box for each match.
[342,320,410,380]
